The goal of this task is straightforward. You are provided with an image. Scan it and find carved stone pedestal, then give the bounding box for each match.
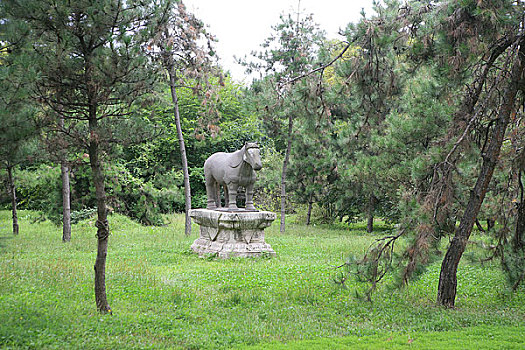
[190,209,276,258]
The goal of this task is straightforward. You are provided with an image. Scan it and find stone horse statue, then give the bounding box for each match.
[204,142,262,211]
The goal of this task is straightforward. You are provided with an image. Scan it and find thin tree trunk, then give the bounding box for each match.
[367,215,374,233]
[367,194,377,233]
[511,189,525,291]
[512,148,525,251]
[88,111,111,314]
[487,218,495,231]
[280,114,293,233]
[168,68,191,236]
[514,201,525,252]
[56,41,71,242]
[61,162,71,242]
[6,164,19,235]
[59,116,71,242]
[437,37,524,308]
[306,195,313,226]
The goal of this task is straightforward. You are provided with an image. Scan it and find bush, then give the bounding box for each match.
[12,165,62,224]
[4,161,189,226]
[253,148,295,212]
[70,208,97,224]
[105,162,185,225]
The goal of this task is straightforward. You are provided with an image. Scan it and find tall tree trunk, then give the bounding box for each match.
[367,194,377,233]
[6,164,19,235]
[487,218,495,232]
[56,41,71,242]
[512,148,525,251]
[59,116,71,242]
[514,200,525,252]
[168,68,191,236]
[510,190,525,290]
[89,113,111,314]
[280,114,293,233]
[306,195,313,226]
[437,37,524,307]
[61,162,71,242]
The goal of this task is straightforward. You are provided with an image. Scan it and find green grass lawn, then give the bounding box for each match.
[0,210,524,349]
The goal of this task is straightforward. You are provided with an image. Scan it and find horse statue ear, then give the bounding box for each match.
[229,144,246,168]
[244,142,258,150]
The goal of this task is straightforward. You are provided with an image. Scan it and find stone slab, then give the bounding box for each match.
[190,209,276,258]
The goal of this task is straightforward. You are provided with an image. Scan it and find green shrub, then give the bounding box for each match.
[105,162,185,225]
[13,165,62,224]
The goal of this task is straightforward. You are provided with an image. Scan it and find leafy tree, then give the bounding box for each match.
[149,0,220,235]
[115,74,269,217]
[329,1,408,232]
[0,23,38,235]
[244,9,326,232]
[4,0,164,313]
[287,119,338,225]
[333,0,525,307]
[437,30,525,307]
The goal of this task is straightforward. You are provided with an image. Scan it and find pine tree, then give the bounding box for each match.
[3,0,163,313]
[244,8,325,232]
[332,0,525,307]
[149,0,220,236]
[0,17,38,235]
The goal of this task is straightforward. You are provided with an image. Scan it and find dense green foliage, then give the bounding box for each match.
[1,211,524,348]
[0,77,270,225]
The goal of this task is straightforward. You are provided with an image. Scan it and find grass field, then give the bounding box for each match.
[0,210,524,349]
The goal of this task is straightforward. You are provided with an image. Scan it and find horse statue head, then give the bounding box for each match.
[242,142,262,171]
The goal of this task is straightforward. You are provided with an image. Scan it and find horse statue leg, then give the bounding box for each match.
[226,183,239,210]
[215,183,221,208]
[205,174,218,210]
[245,183,256,210]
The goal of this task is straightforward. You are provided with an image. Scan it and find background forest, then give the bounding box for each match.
[1,0,525,316]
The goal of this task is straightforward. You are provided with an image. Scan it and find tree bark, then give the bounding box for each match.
[514,200,525,252]
[306,195,313,226]
[59,116,71,242]
[512,147,525,251]
[88,103,111,313]
[6,164,19,235]
[367,194,377,233]
[487,218,495,232]
[280,114,293,233]
[437,36,524,308]
[55,38,71,242]
[61,162,71,242]
[168,68,192,236]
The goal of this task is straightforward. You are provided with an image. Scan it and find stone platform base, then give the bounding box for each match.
[190,209,276,258]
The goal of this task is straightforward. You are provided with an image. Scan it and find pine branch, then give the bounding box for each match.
[285,41,353,85]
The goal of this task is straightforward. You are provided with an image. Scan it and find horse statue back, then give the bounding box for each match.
[204,142,262,211]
